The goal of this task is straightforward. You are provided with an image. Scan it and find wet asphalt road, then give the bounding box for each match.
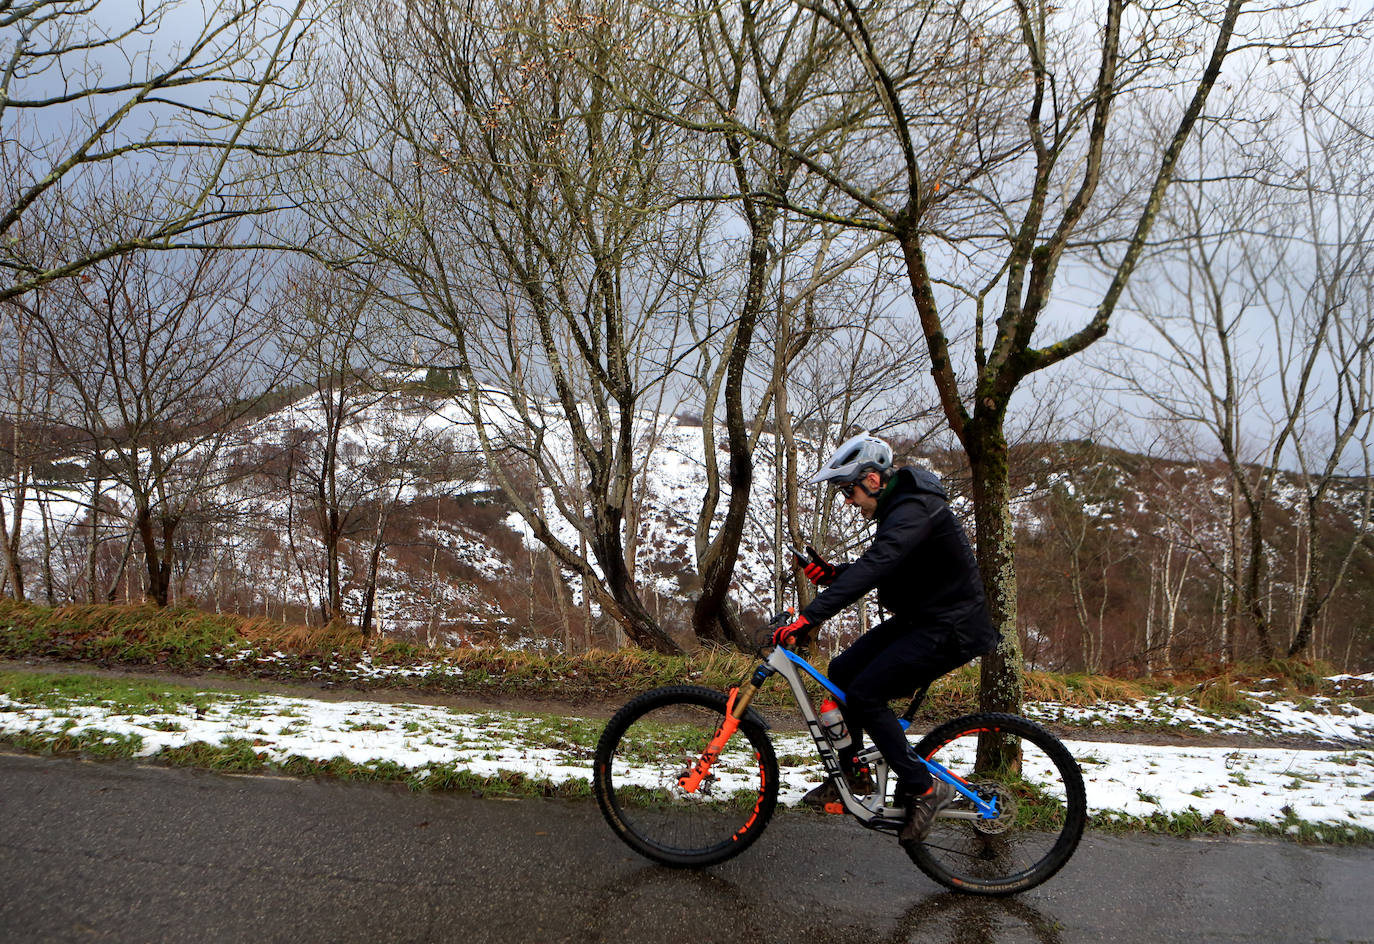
[0,752,1370,944]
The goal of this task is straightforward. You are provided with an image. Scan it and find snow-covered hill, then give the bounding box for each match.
[3,381,1372,669]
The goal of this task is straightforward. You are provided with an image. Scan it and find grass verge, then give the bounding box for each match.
[0,599,779,704]
[2,728,593,800]
[1,600,1285,718]
[1253,812,1374,846]
[1090,808,1243,838]
[2,667,1369,846]
[4,600,1369,751]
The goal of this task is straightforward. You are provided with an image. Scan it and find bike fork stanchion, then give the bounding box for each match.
[678,665,771,794]
[678,688,742,793]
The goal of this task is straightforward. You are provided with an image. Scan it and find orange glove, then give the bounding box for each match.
[770,612,812,647]
[794,545,838,586]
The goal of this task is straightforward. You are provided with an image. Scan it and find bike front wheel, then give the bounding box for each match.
[908,712,1086,896]
[593,685,779,867]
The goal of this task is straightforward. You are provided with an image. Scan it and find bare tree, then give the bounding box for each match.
[299,0,715,652]
[1269,48,1374,657]
[1124,36,1374,661]
[1036,453,1130,673]
[352,399,448,640]
[1130,459,1205,674]
[273,264,390,625]
[1,0,315,305]
[0,296,50,598]
[650,0,897,647]
[37,242,281,607]
[653,0,1360,730]
[0,2,318,603]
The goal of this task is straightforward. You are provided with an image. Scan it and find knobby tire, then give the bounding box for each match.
[907,712,1086,895]
[593,685,779,868]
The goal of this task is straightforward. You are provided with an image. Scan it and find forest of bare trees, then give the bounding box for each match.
[3,0,1373,706]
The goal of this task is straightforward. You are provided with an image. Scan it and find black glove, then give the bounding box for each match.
[793,545,838,586]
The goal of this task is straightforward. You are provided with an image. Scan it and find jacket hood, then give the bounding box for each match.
[876,466,946,520]
[902,466,947,499]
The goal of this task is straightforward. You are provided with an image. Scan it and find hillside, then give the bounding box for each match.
[2,383,1371,673]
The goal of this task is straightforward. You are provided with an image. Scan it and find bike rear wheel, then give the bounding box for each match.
[908,712,1086,896]
[593,685,779,867]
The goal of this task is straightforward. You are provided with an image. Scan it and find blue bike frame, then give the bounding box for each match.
[771,647,1000,823]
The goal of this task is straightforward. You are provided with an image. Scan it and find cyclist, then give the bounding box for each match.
[771,431,998,847]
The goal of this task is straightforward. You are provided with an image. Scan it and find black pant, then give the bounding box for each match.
[826,616,976,795]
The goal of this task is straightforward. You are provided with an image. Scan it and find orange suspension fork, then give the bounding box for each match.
[678,681,758,793]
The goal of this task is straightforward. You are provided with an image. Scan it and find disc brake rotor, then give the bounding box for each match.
[674,763,715,796]
[966,781,1017,835]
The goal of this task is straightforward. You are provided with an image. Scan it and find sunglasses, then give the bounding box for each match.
[835,481,858,499]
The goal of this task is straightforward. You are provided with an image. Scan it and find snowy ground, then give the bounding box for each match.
[1,675,1371,836]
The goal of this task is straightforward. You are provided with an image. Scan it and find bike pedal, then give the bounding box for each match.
[823,801,844,815]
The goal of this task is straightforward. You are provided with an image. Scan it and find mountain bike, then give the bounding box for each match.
[592,630,1087,896]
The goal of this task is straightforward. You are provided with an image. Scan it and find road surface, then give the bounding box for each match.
[1,753,1369,943]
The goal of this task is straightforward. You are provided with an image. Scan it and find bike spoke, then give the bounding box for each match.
[907,713,1086,895]
[593,687,779,867]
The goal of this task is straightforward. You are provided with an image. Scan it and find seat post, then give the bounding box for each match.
[900,684,930,725]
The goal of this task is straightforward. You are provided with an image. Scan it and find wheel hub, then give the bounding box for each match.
[967,781,1017,834]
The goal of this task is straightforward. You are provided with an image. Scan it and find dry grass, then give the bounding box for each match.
[239,618,369,655]
[1156,658,1343,703]
[0,600,1355,710]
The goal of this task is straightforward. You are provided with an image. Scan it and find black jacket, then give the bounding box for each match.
[800,467,997,657]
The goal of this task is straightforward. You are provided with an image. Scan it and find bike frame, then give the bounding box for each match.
[707,645,999,828]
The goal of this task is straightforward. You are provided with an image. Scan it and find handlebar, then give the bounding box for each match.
[757,609,795,654]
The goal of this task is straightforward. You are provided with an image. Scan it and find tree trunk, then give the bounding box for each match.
[689,374,756,648]
[85,472,103,604]
[39,497,56,604]
[0,487,25,601]
[1287,490,1363,658]
[968,421,1025,774]
[0,522,22,600]
[691,199,774,650]
[318,442,345,625]
[592,509,681,654]
[1067,548,1096,673]
[1222,489,1241,663]
[1144,556,1159,675]
[690,446,753,648]
[360,540,383,641]
[105,530,136,603]
[135,507,175,608]
[1158,534,1188,674]
[323,513,343,625]
[1244,503,1274,660]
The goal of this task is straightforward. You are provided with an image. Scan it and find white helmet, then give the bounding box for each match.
[807,431,893,486]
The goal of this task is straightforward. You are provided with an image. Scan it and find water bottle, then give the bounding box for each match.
[818,698,851,752]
